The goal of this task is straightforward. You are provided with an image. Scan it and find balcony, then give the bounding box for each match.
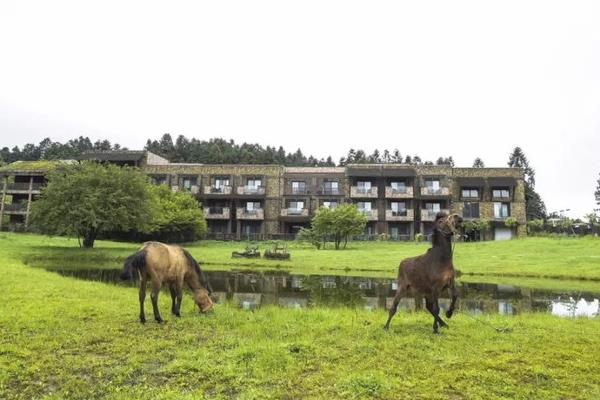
[203,207,230,219]
[280,208,309,218]
[421,209,449,221]
[493,214,511,221]
[319,187,343,196]
[178,185,199,194]
[237,186,266,196]
[385,209,415,221]
[5,182,42,192]
[203,186,233,195]
[350,186,378,198]
[237,208,265,220]
[358,209,378,221]
[3,203,28,213]
[385,186,413,199]
[420,187,450,196]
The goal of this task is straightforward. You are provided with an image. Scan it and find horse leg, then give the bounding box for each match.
[426,296,447,334]
[150,280,164,323]
[139,277,147,324]
[446,280,459,319]
[432,297,448,329]
[169,285,180,317]
[425,298,439,334]
[384,286,405,331]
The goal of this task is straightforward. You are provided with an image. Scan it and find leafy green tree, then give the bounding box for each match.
[526,219,545,234]
[30,162,154,248]
[147,185,207,241]
[311,204,367,249]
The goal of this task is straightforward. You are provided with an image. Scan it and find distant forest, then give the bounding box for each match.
[1,133,462,167]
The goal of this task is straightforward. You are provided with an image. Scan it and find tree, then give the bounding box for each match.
[147,185,207,241]
[472,157,485,168]
[311,204,367,249]
[30,162,154,248]
[508,147,546,220]
[595,173,600,206]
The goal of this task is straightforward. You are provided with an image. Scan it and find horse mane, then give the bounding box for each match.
[182,248,212,294]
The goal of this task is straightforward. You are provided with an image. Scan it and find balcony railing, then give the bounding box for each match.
[280,208,309,217]
[237,208,265,220]
[288,188,308,195]
[385,209,415,221]
[178,185,199,194]
[350,186,378,198]
[385,186,413,198]
[358,209,378,220]
[3,203,28,212]
[493,214,510,221]
[203,207,230,219]
[5,182,42,191]
[420,209,449,221]
[319,187,342,195]
[420,187,450,196]
[203,185,233,195]
[237,186,266,196]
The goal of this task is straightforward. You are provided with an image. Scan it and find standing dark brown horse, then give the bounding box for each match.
[384,212,463,333]
[121,241,213,323]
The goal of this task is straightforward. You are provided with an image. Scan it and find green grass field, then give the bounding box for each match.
[1,233,599,399]
[11,233,600,281]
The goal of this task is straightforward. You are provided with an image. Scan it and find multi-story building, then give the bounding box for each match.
[0,151,527,240]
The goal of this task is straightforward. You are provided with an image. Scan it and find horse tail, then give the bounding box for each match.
[182,249,213,295]
[120,250,147,280]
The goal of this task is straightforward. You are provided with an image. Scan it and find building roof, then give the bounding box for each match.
[0,160,75,174]
[78,150,147,162]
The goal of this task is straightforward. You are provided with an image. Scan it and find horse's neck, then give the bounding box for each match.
[431,232,453,262]
[185,267,203,291]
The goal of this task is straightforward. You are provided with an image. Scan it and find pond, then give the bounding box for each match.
[49,268,600,318]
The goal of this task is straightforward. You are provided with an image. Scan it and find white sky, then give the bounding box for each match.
[0,1,599,218]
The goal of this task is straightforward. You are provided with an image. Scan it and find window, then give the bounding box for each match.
[463,202,480,218]
[492,188,510,198]
[425,202,441,212]
[292,181,306,194]
[182,176,197,189]
[246,179,262,188]
[322,200,338,209]
[152,176,167,185]
[289,200,304,211]
[425,180,440,191]
[323,181,339,194]
[494,202,510,219]
[390,201,407,216]
[246,202,261,212]
[357,201,372,211]
[461,188,479,199]
[357,181,372,194]
[214,178,229,188]
[390,181,407,193]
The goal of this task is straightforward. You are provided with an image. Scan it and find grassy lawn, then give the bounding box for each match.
[1,237,599,399]
[9,233,600,281]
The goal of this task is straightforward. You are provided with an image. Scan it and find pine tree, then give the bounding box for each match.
[507,147,545,219]
[595,173,600,206]
[472,157,485,168]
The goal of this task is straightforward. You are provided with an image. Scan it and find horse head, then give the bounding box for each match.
[435,212,463,237]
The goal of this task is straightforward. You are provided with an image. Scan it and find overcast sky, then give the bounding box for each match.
[1,1,599,218]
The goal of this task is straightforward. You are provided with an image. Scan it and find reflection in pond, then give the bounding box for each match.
[50,268,600,318]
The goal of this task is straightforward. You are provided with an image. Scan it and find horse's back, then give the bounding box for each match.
[141,241,189,281]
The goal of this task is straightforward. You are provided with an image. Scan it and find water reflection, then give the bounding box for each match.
[51,268,600,318]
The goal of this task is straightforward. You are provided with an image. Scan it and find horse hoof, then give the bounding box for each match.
[156,318,164,324]
[140,317,146,324]
[445,311,453,319]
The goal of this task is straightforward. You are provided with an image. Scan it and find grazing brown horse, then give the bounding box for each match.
[121,241,213,323]
[384,212,463,333]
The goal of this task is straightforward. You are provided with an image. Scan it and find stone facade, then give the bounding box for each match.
[0,153,527,240]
